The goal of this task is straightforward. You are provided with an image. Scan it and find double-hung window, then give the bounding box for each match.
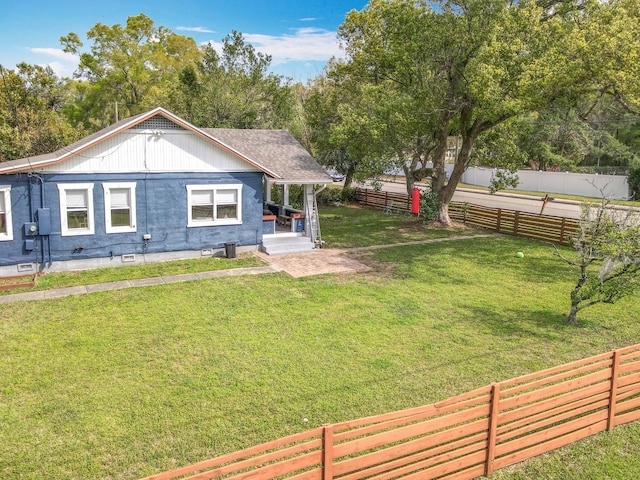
[58,183,95,236]
[103,182,137,233]
[0,186,12,241]
[187,184,242,227]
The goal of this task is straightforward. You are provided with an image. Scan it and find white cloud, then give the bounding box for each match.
[242,28,343,65]
[299,17,319,22]
[28,48,79,78]
[41,61,68,77]
[177,26,214,33]
[29,47,79,63]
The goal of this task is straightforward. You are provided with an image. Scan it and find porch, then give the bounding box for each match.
[260,182,324,255]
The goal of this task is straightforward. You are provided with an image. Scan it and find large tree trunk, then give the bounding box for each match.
[436,130,479,226]
[343,165,356,188]
[431,124,451,225]
[403,164,415,195]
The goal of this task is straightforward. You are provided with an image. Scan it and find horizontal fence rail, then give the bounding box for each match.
[141,344,640,480]
[354,188,580,245]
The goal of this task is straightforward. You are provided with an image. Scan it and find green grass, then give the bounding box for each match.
[1,208,640,479]
[2,204,469,294]
[487,422,640,479]
[0,254,264,295]
[320,204,480,248]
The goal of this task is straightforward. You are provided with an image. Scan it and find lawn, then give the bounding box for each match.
[0,254,264,295]
[1,206,639,479]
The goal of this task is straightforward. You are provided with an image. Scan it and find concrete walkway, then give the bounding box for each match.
[0,234,494,304]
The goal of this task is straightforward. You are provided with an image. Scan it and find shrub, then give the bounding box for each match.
[340,186,357,203]
[420,190,441,221]
[317,187,344,206]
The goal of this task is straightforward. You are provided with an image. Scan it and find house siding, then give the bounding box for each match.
[35,130,258,174]
[0,171,264,272]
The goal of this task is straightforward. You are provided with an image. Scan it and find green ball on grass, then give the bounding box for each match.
[516,252,524,258]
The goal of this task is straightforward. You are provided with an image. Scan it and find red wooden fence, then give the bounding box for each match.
[142,343,640,480]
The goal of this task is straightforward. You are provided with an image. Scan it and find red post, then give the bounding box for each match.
[411,188,420,215]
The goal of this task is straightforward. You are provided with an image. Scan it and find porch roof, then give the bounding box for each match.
[205,128,332,185]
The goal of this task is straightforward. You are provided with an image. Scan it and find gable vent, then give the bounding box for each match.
[133,115,186,131]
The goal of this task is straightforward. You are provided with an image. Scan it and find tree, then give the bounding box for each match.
[304,66,411,189]
[61,14,201,127]
[498,102,640,174]
[0,63,81,161]
[554,196,640,325]
[334,0,640,225]
[168,31,293,129]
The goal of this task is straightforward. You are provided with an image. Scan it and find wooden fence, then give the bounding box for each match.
[354,188,580,245]
[142,344,640,480]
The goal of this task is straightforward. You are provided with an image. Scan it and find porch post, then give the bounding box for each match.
[283,184,290,206]
[265,178,272,203]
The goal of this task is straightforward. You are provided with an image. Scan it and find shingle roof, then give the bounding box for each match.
[0,108,331,184]
[205,128,332,184]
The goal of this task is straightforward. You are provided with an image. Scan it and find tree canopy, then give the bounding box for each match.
[307,0,640,224]
[0,14,298,162]
[0,63,82,161]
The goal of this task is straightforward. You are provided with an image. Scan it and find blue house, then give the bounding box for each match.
[0,108,332,277]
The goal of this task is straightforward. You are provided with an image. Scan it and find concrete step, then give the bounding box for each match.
[261,234,315,255]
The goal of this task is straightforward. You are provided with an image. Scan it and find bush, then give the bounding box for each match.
[317,187,344,206]
[340,186,357,203]
[270,184,304,209]
[420,190,441,221]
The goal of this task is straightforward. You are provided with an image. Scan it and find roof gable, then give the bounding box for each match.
[0,108,280,178]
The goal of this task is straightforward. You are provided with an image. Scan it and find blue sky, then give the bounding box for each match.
[1,0,368,82]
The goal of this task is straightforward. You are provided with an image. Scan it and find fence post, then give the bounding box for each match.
[559,217,567,244]
[485,383,500,477]
[607,350,621,431]
[322,424,334,480]
[513,211,520,236]
[496,209,502,233]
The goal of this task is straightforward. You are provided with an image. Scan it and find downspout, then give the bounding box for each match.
[41,176,51,269]
[29,174,51,269]
[27,174,34,222]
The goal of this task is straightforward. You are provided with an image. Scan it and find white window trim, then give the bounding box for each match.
[0,185,13,241]
[187,184,243,227]
[103,182,137,234]
[58,183,95,236]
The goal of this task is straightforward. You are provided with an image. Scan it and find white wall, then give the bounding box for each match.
[462,167,630,200]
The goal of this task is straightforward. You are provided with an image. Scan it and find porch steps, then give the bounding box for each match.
[261,233,315,255]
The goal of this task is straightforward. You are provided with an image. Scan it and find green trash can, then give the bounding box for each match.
[224,242,237,259]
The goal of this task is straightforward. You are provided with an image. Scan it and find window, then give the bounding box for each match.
[103,182,137,233]
[0,186,12,241]
[187,184,242,227]
[58,183,95,236]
